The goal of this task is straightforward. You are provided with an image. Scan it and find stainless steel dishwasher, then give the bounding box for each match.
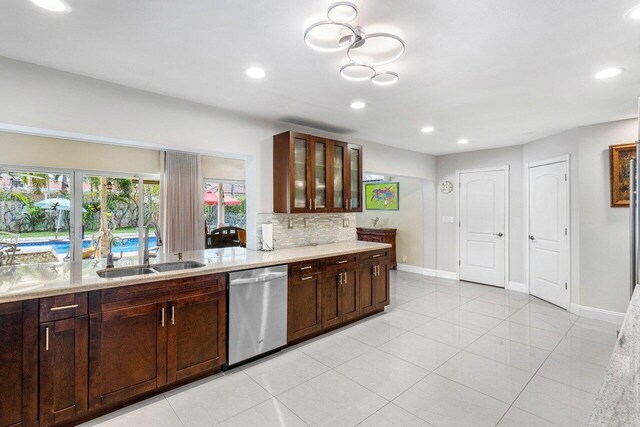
[227,265,288,366]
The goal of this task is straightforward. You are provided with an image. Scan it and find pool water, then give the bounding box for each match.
[17,237,157,255]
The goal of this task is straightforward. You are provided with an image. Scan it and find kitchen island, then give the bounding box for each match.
[590,286,640,426]
[0,241,391,427]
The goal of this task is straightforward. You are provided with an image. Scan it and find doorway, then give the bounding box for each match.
[526,156,570,309]
[457,166,509,287]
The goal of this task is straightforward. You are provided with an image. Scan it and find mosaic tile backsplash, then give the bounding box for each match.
[256,213,357,250]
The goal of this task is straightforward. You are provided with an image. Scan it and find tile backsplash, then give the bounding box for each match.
[256,213,357,250]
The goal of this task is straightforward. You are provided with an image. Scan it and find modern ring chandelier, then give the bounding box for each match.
[304,2,404,86]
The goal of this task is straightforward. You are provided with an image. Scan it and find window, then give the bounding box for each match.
[204,181,246,230]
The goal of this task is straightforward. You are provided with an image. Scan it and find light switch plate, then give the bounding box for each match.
[442,216,454,223]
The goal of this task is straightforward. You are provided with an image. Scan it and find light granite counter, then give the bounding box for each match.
[590,286,640,426]
[0,241,390,304]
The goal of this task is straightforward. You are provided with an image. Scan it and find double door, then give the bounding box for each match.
[360,258,390,314]
[322,264,359,328]
[274,131,362,213]
[88,291,225,409]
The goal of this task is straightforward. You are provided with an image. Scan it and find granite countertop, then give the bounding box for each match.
[590,287,640,426]
[0,240,391,304]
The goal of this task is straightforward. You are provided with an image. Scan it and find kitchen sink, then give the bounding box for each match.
[96,261,206,278]
[151,261,206,272]
[96,267,157,278]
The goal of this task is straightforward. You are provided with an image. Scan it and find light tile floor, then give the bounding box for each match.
[81,270,620,427]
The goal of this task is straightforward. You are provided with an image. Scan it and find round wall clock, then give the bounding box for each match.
[440,181,454,194]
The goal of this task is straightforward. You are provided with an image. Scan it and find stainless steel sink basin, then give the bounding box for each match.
[96,261,206,278]
[151,261,206,272]
[96,267,157,278]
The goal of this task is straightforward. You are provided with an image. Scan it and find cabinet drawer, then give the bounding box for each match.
[40,293,88,322]
[323,254,358,270]
[360,250,389,261]
[90,274,225,313]
[288,260,320,276]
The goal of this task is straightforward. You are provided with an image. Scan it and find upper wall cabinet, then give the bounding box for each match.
[273,131,362,213]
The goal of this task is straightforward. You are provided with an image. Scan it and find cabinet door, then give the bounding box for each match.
[374,261,390,309]
[322,270,342,328]
[288,274,322,342]
[0,301,37,427]
[40,316,88,426]
[291,135,312,213]
[329,141,348,211]
[359,261,376,314]
[167,292,226,383]
[341,267,359,321]
[312,138,329,212]
[347,144,362,211]
[89,302,167,409]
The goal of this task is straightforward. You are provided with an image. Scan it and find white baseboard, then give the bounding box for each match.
[507,281,527,293]
[569,303,625,325]
[396,264,457,280]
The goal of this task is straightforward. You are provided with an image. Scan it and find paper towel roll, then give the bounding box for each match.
[262,223,274,251]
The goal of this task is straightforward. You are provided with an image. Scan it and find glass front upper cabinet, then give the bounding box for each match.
[333,144,345,209]
[349,146,361,210]
[314,140,327,210]
[293,137,308,209]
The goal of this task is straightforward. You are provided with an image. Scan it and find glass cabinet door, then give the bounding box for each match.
[333,144,345,209]
[314,141,327,210]
[349,146,361,210]
[293,137,308,209]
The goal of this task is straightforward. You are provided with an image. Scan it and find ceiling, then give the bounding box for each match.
[0,0,639,155]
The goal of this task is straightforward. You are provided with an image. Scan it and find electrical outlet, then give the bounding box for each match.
[402,255,407,262]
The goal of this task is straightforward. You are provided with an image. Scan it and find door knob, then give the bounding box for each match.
[529,235,535,241]
[494,232,504,237]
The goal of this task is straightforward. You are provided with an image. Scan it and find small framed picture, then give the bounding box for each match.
[609,143,636,207]
[365,182,399,210]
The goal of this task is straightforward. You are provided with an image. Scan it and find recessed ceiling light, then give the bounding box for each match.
[30,0,72,13]
[245,67,266,79]
[421,126,435,133]
[594,67,624,79]
[625,4,640,20]
[350,101,366,109]
[457,139,469,144]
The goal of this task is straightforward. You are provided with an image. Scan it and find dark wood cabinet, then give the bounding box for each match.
[357,228,397,268]
[0,301,38,427]
[274,131,363,213]
[167,292,226,383]
[359,260,377,315]
[88,274,226,411]
[374,260,391,309]
[322,262,359,328]
[287,272,322,341]
[39,316,88,426]
[89,301,167,409]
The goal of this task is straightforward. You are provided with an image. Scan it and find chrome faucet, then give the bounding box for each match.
[143,221,163,266]
[106,236,124,268]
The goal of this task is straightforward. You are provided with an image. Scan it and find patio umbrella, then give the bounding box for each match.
[204,191,242,206]
[34,198,71,239]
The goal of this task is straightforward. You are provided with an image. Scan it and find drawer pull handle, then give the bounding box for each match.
[50,304,79,312]
[338,260,348,264]
[372,254,381,258]
[300,266,313,270]
[301,275,313,281]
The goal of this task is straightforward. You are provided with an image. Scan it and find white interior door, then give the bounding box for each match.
[459,169,507,287]
[528,160,569,308]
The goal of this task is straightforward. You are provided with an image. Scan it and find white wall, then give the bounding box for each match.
[436,119,637,313]
[356,177,425,268]
[0,57,437,249]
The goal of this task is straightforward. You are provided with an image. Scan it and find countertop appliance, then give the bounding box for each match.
[227,265,288,366]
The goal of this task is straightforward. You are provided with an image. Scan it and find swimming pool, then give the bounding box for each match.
[17,237,157,255]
